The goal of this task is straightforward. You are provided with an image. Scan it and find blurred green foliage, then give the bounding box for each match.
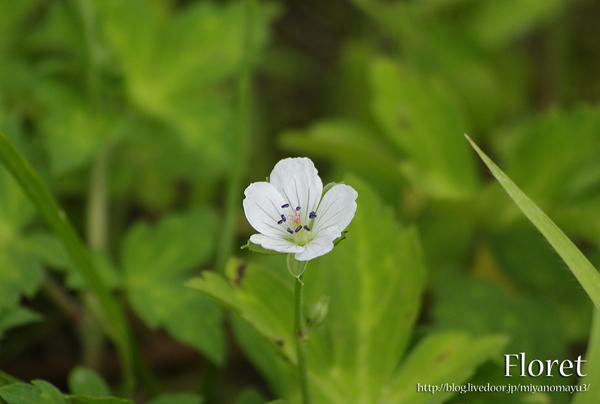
[1,0,600,403]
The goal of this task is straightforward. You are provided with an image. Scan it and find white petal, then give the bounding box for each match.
[250,234,304,254]
[294,227,338,261]
[243,182,290,237]
[312,184,358,235]
[269,157,323,223]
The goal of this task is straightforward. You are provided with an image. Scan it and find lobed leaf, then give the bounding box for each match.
[122,209,224,364]
[186,258,296,363]
[369,57,477,198]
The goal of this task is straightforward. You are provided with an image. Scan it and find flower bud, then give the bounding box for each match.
[306,295,330,330]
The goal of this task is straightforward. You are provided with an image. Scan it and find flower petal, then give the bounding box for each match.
[269,158,323,223]
[312,184,358,235]
[243,182,289,237]
[294,227,338,261]
[250,234,304,254]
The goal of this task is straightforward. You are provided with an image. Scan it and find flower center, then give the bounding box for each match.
[276,203,317,246]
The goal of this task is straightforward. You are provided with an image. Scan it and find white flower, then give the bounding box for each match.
[243,157,358,261]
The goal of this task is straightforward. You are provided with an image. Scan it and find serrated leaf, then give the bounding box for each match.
[67,367,111,398]
[369,57,477,198]
[0,247,44,309]
[186,259,296,363]
[97,0,278,170]
[467,135,600,310]
[123,209,224,364]
[302,175,426,402]
[146,393,203,404]
[382,333,507,404]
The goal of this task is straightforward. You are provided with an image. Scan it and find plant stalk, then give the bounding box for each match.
[295,273,311,404]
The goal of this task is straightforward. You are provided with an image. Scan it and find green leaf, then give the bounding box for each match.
[0,133,43,311]
[382,333,507,404]
[470,0,565,46]
[97,0,277,170]
[572,309,600,404]
[233,388,266,404]
[146,393,203,404]
[432,268,565,360]
[278,119,404,187]
[369,57,477,198]
[0,371,21,387]
[22,232,121,291]
[0,247,44,309]
[0,306,41,338]
[66,396,133,404]
[36,82,108,175]
[186,258,296,364]
[0,130,137,393]
[0,380,68,404]
[123,209,224,364]
[466,134,600,310]
[67,367,111,398]
[302,175,426,402]
[494,106,600,202]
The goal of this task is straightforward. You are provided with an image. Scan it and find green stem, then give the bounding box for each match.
[215,0,257,273]
[0,131,135,395]
[81,143,111,371]
[572,308,600,404]
[87,144,110,251]
[295,273,311,404]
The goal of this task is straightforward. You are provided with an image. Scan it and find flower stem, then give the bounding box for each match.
[294,273,311,404]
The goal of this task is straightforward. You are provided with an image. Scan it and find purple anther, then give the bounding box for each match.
[296,206,301,211]
[277,219,284,225]
[287,228,294,234]
[309,211,317,219]
[280,214,286,222]
[304,225,310,231]
[295,225,302,233]
[281,204,289,208]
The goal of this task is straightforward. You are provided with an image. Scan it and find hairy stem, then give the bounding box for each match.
[295,273,311,404]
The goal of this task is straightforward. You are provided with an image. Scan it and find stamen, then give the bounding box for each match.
[294,225,302,233]
[281,204,289,208]
[309,211,317,219]
[287,228,294,234]
[280,214,286,222]
[277,219,284,225]
[296,206,301,211]
[304,225,310,231]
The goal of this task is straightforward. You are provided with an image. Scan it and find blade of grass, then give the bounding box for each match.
[465,134,600,309]
[571,308,599,404]
[0,130,136,395]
